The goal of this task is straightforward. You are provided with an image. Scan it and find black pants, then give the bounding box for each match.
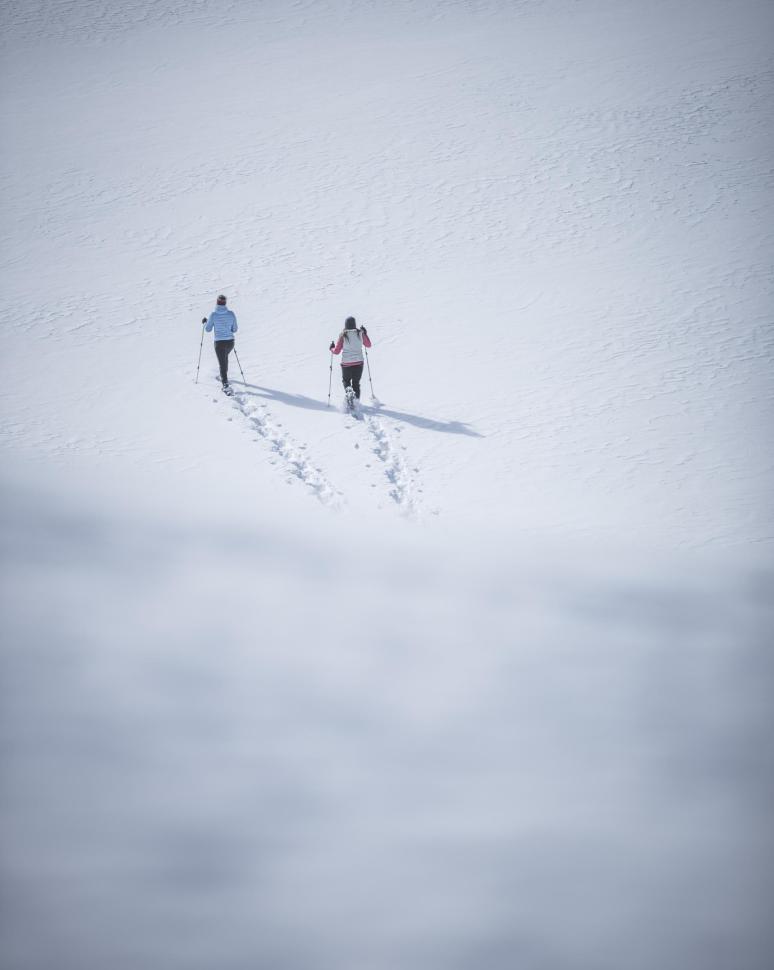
[214,339,234,384]
[342,363,364,399]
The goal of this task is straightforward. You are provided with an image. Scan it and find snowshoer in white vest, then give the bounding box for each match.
[329,316,372,400]
[205,294,238,390]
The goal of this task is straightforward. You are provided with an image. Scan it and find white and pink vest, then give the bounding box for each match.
[333,329,371,366]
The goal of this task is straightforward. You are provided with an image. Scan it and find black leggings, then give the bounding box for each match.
[341,363,364,399]
[214,339,234,384]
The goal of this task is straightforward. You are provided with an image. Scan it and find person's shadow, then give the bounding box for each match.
[231,382,483,437]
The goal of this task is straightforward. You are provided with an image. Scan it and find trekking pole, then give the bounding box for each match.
[327,349,333,407]
[194,317,206,383]
[364,345,375,399]
[233,345,247,383]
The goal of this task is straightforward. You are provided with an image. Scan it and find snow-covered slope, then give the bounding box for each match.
[1,2,773,968]
[2,0,772,539]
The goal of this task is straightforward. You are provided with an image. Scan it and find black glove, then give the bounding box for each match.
[361,326,367,335]
[201,317,207,324]
[329,341,335,351]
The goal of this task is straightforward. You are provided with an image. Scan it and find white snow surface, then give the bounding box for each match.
[1,1,773,968]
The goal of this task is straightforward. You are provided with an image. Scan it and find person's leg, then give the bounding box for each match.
[224,340,234,383]
[351,363,364,398]
[214,341,227,383]
[341,366,353,391]
[215,340,234,384]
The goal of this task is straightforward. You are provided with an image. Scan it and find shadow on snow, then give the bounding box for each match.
[230,382,483,437]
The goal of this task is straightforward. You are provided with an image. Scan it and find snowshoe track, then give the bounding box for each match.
[230,389,343,509]
[364,413,419,517]
[209,382,418,517]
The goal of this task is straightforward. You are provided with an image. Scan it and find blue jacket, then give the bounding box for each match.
[206,306,238,341]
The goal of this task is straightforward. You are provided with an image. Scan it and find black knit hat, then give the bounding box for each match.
[217,294,227,305]
[344,316,356,329]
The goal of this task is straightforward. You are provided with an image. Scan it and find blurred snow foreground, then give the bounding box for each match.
[1,481,773,970]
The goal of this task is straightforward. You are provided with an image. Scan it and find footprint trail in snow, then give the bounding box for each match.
[212,383,422,517]
[225,387,344,509]
[350,402,420,518]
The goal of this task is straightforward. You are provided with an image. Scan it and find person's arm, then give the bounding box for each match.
[361,327,372,349]
[205,313,214,332]
[231,312,238,334]
[331,335,343,355]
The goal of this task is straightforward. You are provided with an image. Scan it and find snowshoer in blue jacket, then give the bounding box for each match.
[204,295,238,389]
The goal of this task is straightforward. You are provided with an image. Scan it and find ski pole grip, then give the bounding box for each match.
[201,317,207,324]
